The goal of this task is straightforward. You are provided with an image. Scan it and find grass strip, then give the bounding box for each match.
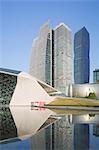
[46,98,99,107]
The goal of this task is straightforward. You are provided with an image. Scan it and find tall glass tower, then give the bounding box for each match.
[29,21,52,85]
[54,23,72,93]
[74,27,90,84]
[29,21,72,94]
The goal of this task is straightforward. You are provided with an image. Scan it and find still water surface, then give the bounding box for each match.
[0,106,99,150]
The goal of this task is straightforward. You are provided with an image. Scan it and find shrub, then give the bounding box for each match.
[87,92,97,99]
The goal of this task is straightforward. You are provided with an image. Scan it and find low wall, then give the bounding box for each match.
[69,83,99,99]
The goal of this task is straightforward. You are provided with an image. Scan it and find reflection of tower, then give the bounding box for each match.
[30,130,46,150]
[74,124,89,150]
[93,124,99,136]
[52,116,72,150]
[30,124,52,150]
[30,116,72,150]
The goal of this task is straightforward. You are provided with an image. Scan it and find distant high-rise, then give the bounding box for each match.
[29,21,72,94]
[74,27,90,84]
[93,69,99,83]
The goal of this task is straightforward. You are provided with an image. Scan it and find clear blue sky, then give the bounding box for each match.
[0,0,99,82]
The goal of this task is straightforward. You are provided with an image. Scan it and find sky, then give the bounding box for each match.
[0,0,99,83]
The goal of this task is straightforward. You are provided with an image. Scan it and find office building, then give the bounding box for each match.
[54,23,72,93]
[29,21,72,94]
[74,27,90,84]
[29,21,52,85]
[93,69,99,83]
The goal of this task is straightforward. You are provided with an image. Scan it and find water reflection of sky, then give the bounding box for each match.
[0,140,30,150]
[0,107,99,150]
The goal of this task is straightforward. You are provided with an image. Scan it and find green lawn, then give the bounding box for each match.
[46,97,99,107]
[48,109,99,115]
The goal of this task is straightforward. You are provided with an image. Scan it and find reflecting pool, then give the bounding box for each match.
[0,106,99,150]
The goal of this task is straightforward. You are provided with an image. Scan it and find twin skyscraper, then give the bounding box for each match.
[29,21,90,94]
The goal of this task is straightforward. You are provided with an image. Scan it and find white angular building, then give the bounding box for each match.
[29,21,72,94]
[0,68,58,106]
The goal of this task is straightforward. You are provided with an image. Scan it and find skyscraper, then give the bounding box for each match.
[93,69,99,83]
[29,21,52,86]
[29,21,72,94]
[74,27,90,84]
[54,23,72,93]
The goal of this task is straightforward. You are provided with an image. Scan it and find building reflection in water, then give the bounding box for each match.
[0,106,55,143]
[0,107,99,150]
[30,113,99,150]
[72,114,99,150]
[30,116,73,150]
[0,107,18,141]
[93,124,99,137]
[74,124,89,150]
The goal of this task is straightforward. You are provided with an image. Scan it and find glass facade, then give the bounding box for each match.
[74,124,89,150]
[93,124,99,136]
[54,24,72,93]
[29,21,52,86]
[74,27,90,84]
[30,116,72,150]
[45,32,52,85]
[93,69,99,83]
[29,22,72,94]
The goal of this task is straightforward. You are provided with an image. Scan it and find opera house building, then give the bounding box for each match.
[0,68,60,106]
